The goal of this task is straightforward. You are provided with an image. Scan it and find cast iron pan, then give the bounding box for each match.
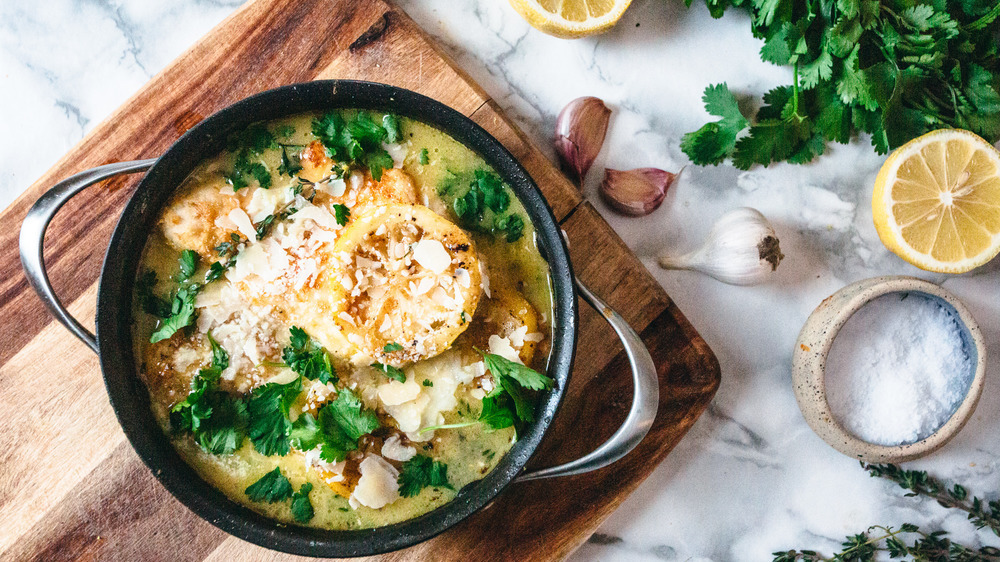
[20,80,658,557]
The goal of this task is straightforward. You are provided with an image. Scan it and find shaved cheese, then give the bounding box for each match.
[382,142,408,168]
[350,456,400,509]
[524,332,544,343]
[454,268,471,288]
[320,178,347,197]
[488,335,521,364]
[228,208,257,241]
[381,435,416,462]
[479,260,491,298]
[378,376,422,406]
[412,239,450,274]
[508,325,529,348]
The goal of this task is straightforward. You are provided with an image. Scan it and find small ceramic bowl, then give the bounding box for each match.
[793,275,987,463]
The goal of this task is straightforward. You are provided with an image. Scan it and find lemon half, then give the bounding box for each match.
[873,129,1000,273]
[508,0,632,38]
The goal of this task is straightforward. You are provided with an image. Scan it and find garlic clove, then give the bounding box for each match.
[599,168,676,216]
[554,96,611,185]
[658,207,784,286]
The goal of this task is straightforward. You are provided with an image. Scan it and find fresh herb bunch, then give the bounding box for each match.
[682,0,1000,169]
[312,111,397,181]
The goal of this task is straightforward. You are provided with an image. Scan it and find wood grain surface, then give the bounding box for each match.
[0,0,720,560]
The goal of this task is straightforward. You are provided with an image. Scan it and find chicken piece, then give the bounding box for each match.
[318,203,482,365]
[356,168,418,209]
[141,334,207,423]
[299,140,333,183]
[160,180,241,259]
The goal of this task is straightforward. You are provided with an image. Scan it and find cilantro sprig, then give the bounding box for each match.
[170,334,249,455]
[397,455,452,498]
[290,388,380,463]
[371,362,406,383]
[422,351,554,435]
[311,111,398,181]
[440,169,525,243]
[225,123,277,190]
[246,376,302,457]
[282,327,336,385]
[682,0,1000,168]
[245,466,293,503]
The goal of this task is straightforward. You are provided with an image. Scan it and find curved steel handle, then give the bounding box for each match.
[19,159,157,354]
[516,277,659,482]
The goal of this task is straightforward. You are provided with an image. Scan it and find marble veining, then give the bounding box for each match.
[3,0,1000,559]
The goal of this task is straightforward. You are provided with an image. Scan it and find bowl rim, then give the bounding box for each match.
[94,80,578,557]
[792,275,986,463]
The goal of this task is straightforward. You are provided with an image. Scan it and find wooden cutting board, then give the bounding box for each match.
[0,0,720,559]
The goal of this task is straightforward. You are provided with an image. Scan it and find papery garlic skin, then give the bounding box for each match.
[658,207,784,286]
[554,97,611,185]
[600,167,677,216]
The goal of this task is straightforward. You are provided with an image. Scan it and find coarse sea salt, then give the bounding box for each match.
[825,292,973,447]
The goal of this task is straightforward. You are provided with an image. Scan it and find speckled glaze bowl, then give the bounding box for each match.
[793,275,987,463]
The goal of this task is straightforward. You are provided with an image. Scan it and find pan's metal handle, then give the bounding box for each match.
[516,277,659,482]
[19,159,157,354]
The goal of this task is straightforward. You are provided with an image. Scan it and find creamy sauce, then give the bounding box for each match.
[132,112,552,530]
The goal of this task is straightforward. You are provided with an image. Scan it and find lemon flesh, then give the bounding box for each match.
[509,0,632,38]
[873,129,1000,273]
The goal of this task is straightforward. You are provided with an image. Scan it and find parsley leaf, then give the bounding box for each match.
[419,148,430,165]
[333,204,350,226]
[245,467,293,503]
[476,170,510,213]
[247,377,302,456]
[170,334,248,455]
[397,455,452,498]
[680,83,749,166]
[315,388,380,462]
[383,342,404,353]
[382,114,402,143]
[371,362,406,383]
[282,326,336,385]
[178,250,199,281]
[290,482,315,523]
[494,213,524,243]
[150,284,200,343]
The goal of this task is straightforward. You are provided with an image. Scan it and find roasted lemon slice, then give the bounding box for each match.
[323,203,482,364]
[873,129,1000,273]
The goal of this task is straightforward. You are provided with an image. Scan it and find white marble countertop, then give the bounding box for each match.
[3,0,1000,560]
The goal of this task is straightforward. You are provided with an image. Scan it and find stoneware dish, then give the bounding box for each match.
[793,275,986,463]
[19,80,658,557]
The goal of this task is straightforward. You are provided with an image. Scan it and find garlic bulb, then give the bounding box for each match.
[554,97,611,185]
[658,207,784,286]
[600,167,677,216]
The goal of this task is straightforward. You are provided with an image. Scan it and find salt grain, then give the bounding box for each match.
[825,293,973,446]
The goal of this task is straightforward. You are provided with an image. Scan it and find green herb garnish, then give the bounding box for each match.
[170,334,248,455]
[136,270,172,318]
[245,467,293,503]
[178,250,199,280]
[397,455,452,498]
[371,362,406,383]
[291,388,380,463]
[383,342,403,353]
[419,148,430,165]
[149,284,200,343]
[246,376,302,457]
[311,111,398,181]
[422,379,433,387]
[282,326,336,385]
[333,204,350,226]
[290,482,315,523]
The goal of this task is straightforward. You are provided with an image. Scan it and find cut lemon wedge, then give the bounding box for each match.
[873,129,1000,273]
[508,0,632,38]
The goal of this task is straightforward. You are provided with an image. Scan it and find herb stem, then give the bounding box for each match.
[968,4,1000,31]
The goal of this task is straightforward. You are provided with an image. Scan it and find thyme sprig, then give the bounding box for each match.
[773,524,1000,562]
[864,463,1000,537]
[776,463,1000,560]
